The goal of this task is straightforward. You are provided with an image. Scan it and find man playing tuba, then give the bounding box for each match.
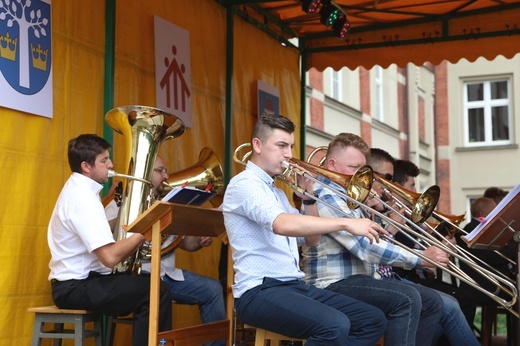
[47,134,172,346]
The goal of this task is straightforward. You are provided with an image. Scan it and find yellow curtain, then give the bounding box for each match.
[0,1,299,345]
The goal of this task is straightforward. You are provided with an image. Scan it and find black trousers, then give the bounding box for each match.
[51,272,172,346]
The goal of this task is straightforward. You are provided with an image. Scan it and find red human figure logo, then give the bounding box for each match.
[160,45,191,111]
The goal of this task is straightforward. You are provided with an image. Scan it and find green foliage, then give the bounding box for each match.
[474,308,508,335]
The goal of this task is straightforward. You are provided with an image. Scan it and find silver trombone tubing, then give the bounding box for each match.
[430,210,517,266]
[372,192,498,288]
[281,161,519,315]
[387,191,516,286]
[366,192,518,315]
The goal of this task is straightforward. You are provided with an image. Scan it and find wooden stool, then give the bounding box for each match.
[246,325,384,346]
[245,325,306,346]
[28,305,102,346]
[158,319,230,346]
[105,315,133,346]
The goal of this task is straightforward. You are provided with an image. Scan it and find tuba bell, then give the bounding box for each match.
[106,105,185,274]
[133,147,226,263]
[161,147,225,207]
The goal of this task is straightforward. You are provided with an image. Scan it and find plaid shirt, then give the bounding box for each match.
[302,177,421,289]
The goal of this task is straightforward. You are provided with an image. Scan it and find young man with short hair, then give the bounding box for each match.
[48,134,172,346]
[223,115,387,345]
[302,133,445,346]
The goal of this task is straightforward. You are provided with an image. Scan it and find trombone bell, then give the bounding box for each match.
[375,172,440,224]
[232,142,373,208]
[286,157,374,210]
[409,185,441,224]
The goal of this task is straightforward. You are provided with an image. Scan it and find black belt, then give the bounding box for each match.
[50,279,59,284]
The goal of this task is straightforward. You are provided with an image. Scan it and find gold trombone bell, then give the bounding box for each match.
[233,143,374,209]
[374,172,440,224]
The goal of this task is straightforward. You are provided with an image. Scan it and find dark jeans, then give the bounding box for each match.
[235,278,386,346]
[51,272,172,346]
[327,274,442,346]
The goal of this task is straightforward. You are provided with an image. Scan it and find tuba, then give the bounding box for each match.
[106,105,185,274]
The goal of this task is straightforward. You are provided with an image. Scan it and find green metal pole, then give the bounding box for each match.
[102,0,116,346]
[102,0,116,197]
[101,2,116,342]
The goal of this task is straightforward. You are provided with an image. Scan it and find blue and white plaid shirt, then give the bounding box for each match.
[302,177,421,289]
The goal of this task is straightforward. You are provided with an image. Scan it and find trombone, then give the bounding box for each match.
[366,166,519,317]
[234,143,519,316]
[374,174,517,288]
[233,143,374,210]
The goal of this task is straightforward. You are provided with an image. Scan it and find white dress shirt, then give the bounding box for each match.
[48,173,116,280]
[222,161,304,298]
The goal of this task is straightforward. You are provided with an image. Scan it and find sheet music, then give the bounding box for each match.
[464,184,520,242]
[162,186,183,201]
[162,185,216,206]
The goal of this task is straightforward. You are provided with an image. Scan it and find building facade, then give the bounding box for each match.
[304,53,520,221]
[444,55,520,215]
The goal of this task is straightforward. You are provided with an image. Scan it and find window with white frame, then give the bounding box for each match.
[374,66,384,121]
[464,79,511,146]
[331,69,342,102]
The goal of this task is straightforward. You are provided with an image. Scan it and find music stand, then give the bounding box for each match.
[463,185,520,250]
[462,184,520,344]
[124,201,226,346]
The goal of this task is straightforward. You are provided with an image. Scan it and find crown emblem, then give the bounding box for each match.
[30,43,48,71]
[0,32,18,61]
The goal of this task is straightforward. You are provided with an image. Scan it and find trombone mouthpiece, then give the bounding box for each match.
[108,169,117,178]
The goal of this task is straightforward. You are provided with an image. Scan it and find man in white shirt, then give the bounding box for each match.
[48,134,172,346]
[222,114,387,345]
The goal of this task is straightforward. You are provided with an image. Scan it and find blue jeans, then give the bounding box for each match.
[434,290,480,346]
[164,270,226,346]
[235,278,386,346]
[386,277,479,346]
[329,275,442,346]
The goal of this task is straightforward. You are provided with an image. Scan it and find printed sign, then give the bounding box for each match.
[257,80,279,116]
[154,16,192,127]
[0,0,52,118]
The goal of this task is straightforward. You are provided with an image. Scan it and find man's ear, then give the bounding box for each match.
[80,161,91,174]
[251,138,262,154]
[326,157,336,171]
